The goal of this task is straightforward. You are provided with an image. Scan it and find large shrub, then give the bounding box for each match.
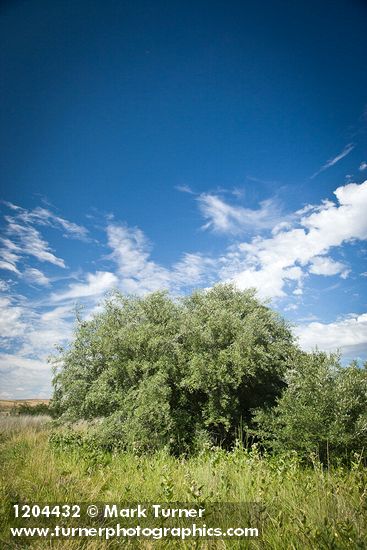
[51,284,297,453]
[253,352,367,462]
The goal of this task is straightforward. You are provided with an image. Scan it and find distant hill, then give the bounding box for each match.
[0,399,50,412]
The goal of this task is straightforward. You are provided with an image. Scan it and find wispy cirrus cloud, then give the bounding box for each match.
[0,292,75,398]
[2,202,89,241]
[107,223,215,294]
[23,268,50,286]
[4,221,66,268]
[0,202,89,277]
[197,193,284,235]
[51,271,118,302]
[0,238,20,273]
[175,184,195,194]
[310,143,354,179]
[0,294,28,340]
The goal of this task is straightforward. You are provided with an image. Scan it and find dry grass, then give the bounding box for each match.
[0,414,51,436]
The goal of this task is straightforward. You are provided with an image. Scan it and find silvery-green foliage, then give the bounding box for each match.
[51,284,296,453]
[253,352,367,462]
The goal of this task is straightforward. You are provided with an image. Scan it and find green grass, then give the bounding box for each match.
[0,417,366,549]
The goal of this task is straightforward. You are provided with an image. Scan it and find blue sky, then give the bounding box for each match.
[1,0,367,398]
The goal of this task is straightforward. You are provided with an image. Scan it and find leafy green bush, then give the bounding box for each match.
[51,284,296,453]
[253,352,367,463]
[12,403,51,416]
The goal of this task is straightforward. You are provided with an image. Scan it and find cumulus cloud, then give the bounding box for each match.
[221,181,367,298]
[107,181,367,301]
[295,313,367,357]
[309,256,349,278]
[198,194,283,235]
[359,161,367,172]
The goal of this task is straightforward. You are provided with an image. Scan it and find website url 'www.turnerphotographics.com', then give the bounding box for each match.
[9,503,260,541]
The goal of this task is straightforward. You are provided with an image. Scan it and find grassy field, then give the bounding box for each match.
[0,416,366,549]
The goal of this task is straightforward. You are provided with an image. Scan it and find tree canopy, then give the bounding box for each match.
[51,284,296,454]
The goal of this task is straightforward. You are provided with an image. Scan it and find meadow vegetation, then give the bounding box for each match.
[0,417,366,548]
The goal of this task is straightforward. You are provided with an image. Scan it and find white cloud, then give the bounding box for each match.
[0,202,89,279]
[0,353,49,372]
[0,203,101,399]
[0,293,72,354]
[2,202,88,240]
[21,310,74,357]
[0,238,21,273]
[218,181,367,299]
[359,161,367,171]
[107,224,163,280]
[0,353,51,399]
[23,268,50,286]
[311,143,354,179]
[4,221,65,267]
[0,295,27,339]
[40,305,74,322]
[107,223,214,294]
[295,313,367,357]
[175,184,195,194]
[171,253,215,287]
[107,224,165,293]
[51,271,118,302]
[309,256,349,278]
[0,280,10,291]
[198,194,283,235]
[0,294,76,398]
[31,207,89,240]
